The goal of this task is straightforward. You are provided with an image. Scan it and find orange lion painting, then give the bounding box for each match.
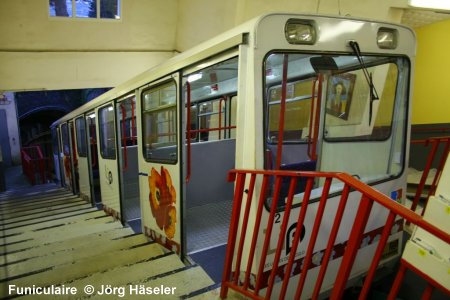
[148,166,177,239]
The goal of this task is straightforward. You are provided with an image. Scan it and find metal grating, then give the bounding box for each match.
[186,200,232,254]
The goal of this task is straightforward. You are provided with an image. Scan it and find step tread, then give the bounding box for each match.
[2,234,148,279]
[3,243,165,290]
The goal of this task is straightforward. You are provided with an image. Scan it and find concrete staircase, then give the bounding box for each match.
[0,182,224,299]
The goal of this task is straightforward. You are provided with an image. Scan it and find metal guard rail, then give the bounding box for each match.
[410,136,450,215]
[220,169,450,300]
[21,145,52,185]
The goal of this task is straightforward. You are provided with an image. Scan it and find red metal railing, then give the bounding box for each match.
[186,81,192,182]
[307,75,322,161]
[21,145,52,185]
[409,136,450,215]
[220,169,450,300]
[120,103,128,171]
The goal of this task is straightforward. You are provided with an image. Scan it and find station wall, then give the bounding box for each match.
[0,0,178,91]
[412,19,450,125]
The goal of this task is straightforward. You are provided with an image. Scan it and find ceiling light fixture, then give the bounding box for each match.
[409,0,450,10]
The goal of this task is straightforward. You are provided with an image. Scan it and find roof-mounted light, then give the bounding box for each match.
[285,19,316,45]
[377,28,398,49]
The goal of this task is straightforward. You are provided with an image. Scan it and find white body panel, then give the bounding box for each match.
[137,74,182,253]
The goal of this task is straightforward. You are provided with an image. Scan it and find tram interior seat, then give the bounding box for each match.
[278,160,317,203]
[266,146,317,204]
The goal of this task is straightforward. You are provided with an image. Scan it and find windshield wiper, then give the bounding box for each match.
[348,41,379,125]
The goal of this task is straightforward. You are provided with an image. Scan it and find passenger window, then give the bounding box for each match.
[61,123,70,156]
[119,96,137,146]
[75,117,87,157]
[184,56,239,142]
[98,105,116,159]
[323,63,398,141]
[198,99,225,141]
[51,128,59,155]
[142,81,177,163]
[267,80,315,143]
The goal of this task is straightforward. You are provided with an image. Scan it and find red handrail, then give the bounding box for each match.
[219,97,225,140]
[188,126,236,134]
[89,122,97,168]
[21,145,51,185]
[306,75,322,161]
[186,81,192,183]
[275,54,289,170]
[221,169,450,300]
[311,74,323,161]
[120,103,128,171]
[409,136,450,215]
[307,78,317,160]
[131,98,136,145]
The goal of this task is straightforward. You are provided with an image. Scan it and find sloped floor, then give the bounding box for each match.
[0,167,220,299]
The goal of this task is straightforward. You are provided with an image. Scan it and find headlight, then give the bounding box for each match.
[377,28,398,49]
[285,19,316,45]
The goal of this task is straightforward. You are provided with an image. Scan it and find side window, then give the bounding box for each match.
[184,56,239,142]
[75,117,87,157]
[119,96,137,146]
[51,127,59,155]
[99,104,116,159]
[142,81,177,163]
[267,80,315,143]
[61,123,70,155]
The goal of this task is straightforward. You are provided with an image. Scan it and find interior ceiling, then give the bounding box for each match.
[401,8,450,28]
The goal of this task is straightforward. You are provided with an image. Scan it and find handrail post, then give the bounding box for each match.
[410,139,439,213]
[186,81,192,183]
[330,195,373,300]
[120,103,128,171]
[220,171,246,298]
[275,54,289,170]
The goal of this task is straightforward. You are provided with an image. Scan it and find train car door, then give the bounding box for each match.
[138,74,182,254]
[86,111,102,205]
[74,116,91,202]
[96,103,121,219]
[60,122,71,190]
[116,95,141,231]
[68,121,79,194]
[52,127,63,186]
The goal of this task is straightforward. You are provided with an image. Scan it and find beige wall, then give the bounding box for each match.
[0,51,174,91]
[0,0,410,91]
[0,0,178,91]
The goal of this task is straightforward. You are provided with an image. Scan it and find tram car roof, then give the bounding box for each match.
[51,12,414,127]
